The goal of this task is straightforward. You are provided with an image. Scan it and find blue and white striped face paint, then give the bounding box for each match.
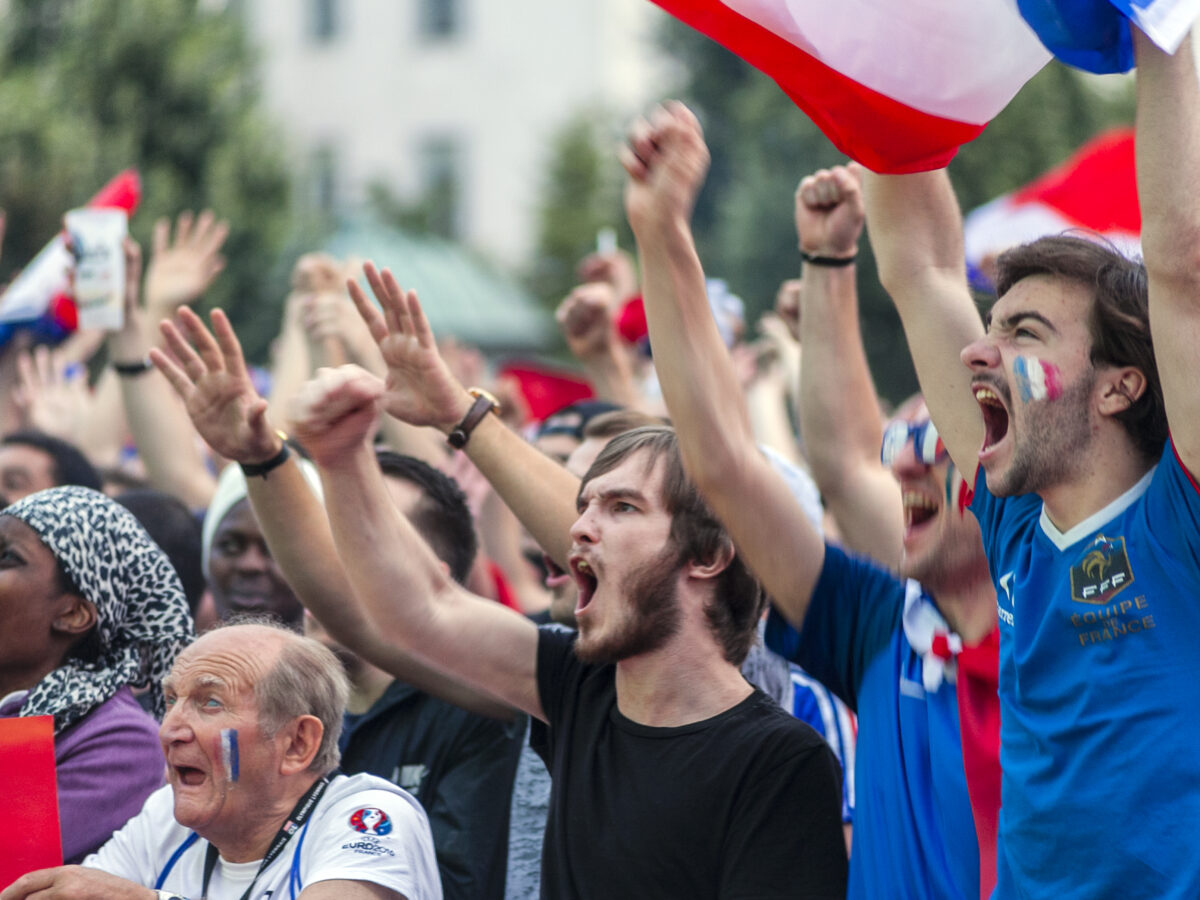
[219,728,240,782]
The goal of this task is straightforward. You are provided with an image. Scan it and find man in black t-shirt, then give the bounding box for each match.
[280,326,848,898]
[154,258,848,897]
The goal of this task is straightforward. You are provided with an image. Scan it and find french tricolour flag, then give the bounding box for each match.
[650,0,1199,173]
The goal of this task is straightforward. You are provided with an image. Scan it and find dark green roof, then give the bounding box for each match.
[325,220,553,352]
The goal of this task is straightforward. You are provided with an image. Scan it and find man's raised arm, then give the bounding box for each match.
[794,165,903,567]
[290,363,543,721]
[862,169,985,484]
[150,308,517,721]
[346,263,582,572]
[623,102,824,624]
[1134,28,1200,475]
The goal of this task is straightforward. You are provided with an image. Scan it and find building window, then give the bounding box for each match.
[417,135,464,239]
[418,0,460,40]
[309,0,338,43]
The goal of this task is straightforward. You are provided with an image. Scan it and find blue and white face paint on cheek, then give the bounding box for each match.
[1013,355,1063,404]
[219,728,240,783]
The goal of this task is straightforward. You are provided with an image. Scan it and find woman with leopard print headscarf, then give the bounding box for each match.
[0,485,194,863]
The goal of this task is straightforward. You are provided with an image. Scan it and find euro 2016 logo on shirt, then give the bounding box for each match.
[349,807,392,836]
[1070,535,1133,604]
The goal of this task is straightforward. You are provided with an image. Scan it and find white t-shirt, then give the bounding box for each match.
[84,773,442,900]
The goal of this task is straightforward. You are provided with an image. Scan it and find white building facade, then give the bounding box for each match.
[243,0,674,266]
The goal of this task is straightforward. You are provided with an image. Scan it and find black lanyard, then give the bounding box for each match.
[200,775,331,900]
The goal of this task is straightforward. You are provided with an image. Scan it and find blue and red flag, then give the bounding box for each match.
[649,0,1197,172]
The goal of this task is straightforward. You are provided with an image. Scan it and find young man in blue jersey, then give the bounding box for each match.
[621,106,997,898]
[862,27,1200,899]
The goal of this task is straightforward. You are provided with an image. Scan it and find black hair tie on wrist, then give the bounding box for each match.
[112,358,154,377]
[800,250,857,267]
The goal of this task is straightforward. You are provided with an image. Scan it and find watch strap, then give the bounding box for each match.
[447,393,497,449]
[239,439,290,479]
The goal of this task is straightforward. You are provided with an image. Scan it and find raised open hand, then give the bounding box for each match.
[13,345,90,440]
[143,210,229,312]
[794,165,865,259]
[347,262,472,432]
[149,307,279,463]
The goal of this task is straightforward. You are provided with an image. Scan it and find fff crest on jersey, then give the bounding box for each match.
[1070,534,1133,604]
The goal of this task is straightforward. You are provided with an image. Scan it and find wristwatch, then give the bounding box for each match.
[156,891,188,900]
[447,388,500,449]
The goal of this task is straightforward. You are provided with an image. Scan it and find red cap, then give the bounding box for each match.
[616,295,648,345]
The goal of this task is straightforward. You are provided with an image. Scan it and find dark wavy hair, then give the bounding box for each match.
[579,426,765,665]
[995,235,1166,461]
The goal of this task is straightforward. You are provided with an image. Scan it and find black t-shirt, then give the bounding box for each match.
[536,627,848,899]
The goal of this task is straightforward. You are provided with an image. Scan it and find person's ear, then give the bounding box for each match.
[686,538,735,582]
[52,596,96,638]
[278,715,323,776]
[1098,366,1147,416]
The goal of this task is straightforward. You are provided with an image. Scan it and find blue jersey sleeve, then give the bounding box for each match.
[1140,439,1200,568]
[765,542,903,712]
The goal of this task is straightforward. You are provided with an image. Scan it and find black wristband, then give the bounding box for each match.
[800,250,857,268]
[239,442,290,479]
[112,358,154,377]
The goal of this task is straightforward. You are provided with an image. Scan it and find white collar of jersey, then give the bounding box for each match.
[901,581,962,692]
[1038,464,1156,551]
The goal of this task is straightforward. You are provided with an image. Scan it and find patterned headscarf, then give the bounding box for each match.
[4,486,194,732]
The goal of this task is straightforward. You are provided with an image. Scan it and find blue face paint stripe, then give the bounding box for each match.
[1013,356,1033,403]
[221,728,239,782]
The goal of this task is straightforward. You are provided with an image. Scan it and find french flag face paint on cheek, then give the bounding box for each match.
[1013,356,1063,403]
[219,728,240,783]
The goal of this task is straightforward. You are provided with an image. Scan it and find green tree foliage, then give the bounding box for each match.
[527,109,632,312]
[0,0,292,360]
[654,18,1134,404]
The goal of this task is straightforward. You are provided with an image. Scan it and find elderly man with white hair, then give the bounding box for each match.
[1,621,442,900]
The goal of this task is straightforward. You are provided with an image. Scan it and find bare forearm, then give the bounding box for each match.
[799,265,884,485]
[121,370,216,508]
[322,444,457,644]
[247,461,514,719]
[319,434,542,719]
[862,172,985,478]
[864,170,966,293]
[635,209,825,614]
[267,322,311,425]
[74,370,128,469]
[580,348,642,410]
[1135,30,1200,284]
[797,264,903,562]
[635,215,755,484]
[460,414,582,571]
[744,375,802,467]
